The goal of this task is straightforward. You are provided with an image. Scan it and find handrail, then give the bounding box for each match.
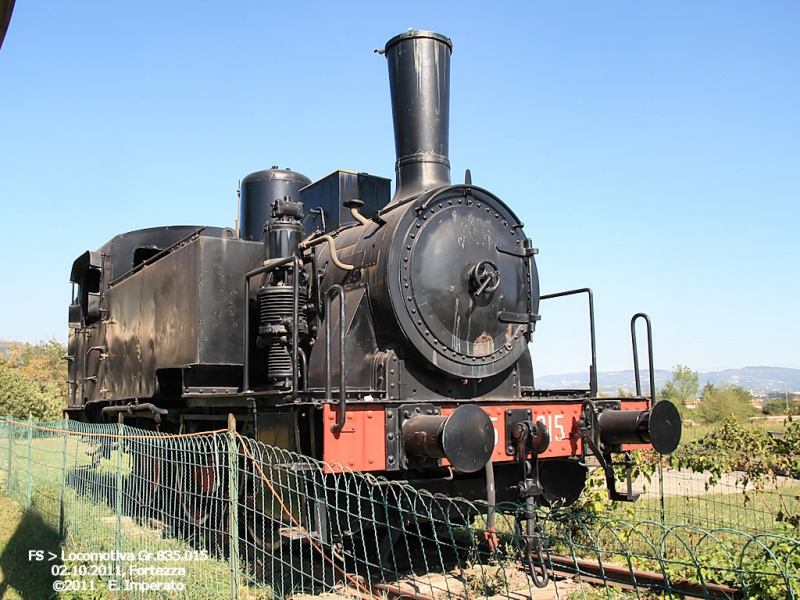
[325,285,347,433]
[539,288,597,396]
[631,313,655,407]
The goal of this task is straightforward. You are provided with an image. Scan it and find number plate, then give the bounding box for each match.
[441,403,584,462]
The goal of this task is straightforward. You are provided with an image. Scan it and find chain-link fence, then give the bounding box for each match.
[1,416,798,599]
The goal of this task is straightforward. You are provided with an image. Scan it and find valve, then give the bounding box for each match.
[469,260,500,297]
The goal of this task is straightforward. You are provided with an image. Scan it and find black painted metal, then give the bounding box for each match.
[384,30,452,203]
[539,460,589,506]
[514,420,550,456]
[313,183,535,380]
[326,285,347,433]
[385,407,400,471]
[504,408,532,456]
[110,227,206,287]
[243,255,300,394]
[299,170,391,234]
[441,405,495,473]
[84,234,262,403]
[255,199,307,388]
[597,408,650,446]
[401,405,445,464]
[69,251,103,327]
[597,400,682,455]
[239,168,311,241]
[264,220,303,261]
[99,226,235,283]
[0,0,14,51]
[646,400,682,454]
[401,404,494,473]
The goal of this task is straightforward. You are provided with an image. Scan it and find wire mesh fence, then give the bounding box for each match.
[626,461,800,534]
[0,416,798,599]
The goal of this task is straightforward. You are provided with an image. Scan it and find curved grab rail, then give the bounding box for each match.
[325,285,347,433]
[631,313,655,407]
[540,288,597,396]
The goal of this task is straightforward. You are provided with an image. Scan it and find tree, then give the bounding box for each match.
[764,396,800,416]
[0,339,67,421]
[659,365,699,415]
[0,360,63,420]
[7,338,68,398]
[695,384,757,425]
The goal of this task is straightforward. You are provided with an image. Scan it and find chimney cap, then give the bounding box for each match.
[384,30,452,54]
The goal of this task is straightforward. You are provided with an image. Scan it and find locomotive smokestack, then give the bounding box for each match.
[384,30,452,204]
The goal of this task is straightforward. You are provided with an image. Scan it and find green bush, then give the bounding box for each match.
[696,383,757,425]
[0,339,66,421]
[671,418,800,527]
[0,360,63,420]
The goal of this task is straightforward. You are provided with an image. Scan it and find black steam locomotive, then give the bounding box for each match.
[67,30,680,535]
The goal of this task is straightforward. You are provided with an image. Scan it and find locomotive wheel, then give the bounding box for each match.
[173,452,229,557]
[241,479,334,596]
[341,520,461,578]
[176,462,218,525]
[241,471,285,553]
[243,499,282,552]
[126,423,167,518]
[130,443,162,510]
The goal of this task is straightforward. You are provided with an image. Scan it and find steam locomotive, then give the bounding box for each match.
[66,30,680,544]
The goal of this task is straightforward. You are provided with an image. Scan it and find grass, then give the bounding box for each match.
[0,432,251,599]
[0,492,63,599]
[1,420,798,599]
[618,480,800,534]
[565,586,661,600]
[680,417,790,444]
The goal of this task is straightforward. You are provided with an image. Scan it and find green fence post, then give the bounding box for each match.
[659,460,665,524]
[6,416,13,495]
[26,413,32,509]
[60,418,68,539]
[228,413,240,600]
[115,414,124,585]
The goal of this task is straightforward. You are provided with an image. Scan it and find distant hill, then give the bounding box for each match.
[535,369,672,395]
[536,366,800,395]
[699,367,800,394]
[0,339,19,358]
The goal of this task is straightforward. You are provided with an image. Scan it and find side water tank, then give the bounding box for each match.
[239,167,311,241]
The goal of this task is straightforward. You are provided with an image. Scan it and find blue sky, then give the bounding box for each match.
[1,1,798,378]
